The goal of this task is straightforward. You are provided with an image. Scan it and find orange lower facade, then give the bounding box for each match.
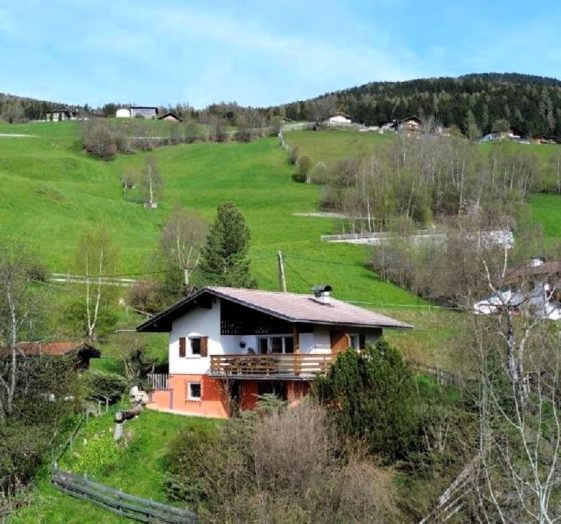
[149,374,310,418]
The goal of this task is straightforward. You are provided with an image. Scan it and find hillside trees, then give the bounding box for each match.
[321,134,539,230]
[197,202,256,288]
[276,74,561,139]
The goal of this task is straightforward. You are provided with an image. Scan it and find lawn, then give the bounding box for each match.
[9,409,220,524]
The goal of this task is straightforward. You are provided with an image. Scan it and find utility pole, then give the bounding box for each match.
[277,250,287,292]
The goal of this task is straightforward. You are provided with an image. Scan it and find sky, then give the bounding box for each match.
[1,0,561,108]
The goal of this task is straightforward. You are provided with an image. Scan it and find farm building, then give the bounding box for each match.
[138,286,411,418]
[116,108,131,118]
[324,113,353,125]
[115,106,159,119]
[158,112,182,123]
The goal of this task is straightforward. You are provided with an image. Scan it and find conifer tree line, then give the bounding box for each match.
[274,73,561,139]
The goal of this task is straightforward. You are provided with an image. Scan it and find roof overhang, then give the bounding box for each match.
[136,288,412,333]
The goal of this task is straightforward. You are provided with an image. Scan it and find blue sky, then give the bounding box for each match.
[1,0,561,108]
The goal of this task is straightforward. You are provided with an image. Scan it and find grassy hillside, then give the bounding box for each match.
[0,121,422,307]
[9,410,217,524]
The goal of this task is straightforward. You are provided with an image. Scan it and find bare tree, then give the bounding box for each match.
[75,225,119,341]
[160,207,207,290]
[464,253,561,523]
[0,241,46,421]
[141,157,163,209]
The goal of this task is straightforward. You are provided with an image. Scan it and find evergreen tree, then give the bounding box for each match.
[314,339,418,461]
[197,202,256,288]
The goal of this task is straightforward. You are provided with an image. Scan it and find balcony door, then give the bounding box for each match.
[258,335,294,354]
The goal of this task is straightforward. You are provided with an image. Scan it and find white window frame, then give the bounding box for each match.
[186,381,202,401]
[257,334,294,354]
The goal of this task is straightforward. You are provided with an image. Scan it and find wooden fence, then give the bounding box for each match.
[52,468,196,523]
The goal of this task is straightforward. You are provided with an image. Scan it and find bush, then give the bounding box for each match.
[164,401,401,523]
[82,370,127,403]
[314,339,419,461]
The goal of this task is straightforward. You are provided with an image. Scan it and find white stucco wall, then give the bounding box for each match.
[169,299,222,375]
[116,108,131,118]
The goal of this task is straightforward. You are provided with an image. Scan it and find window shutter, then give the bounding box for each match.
[200,337,208,357]
[179,337,186,357]
[359,335,366,350]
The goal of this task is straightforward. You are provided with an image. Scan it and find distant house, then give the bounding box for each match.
[398,116,422,134]
[137,285,411,418]
[45,105,78,121]
[474,258,561,320]
[131,107,158,119]
[115,106,159,119]
[158,112,182,123]
[325,113,353,126]
[3,341,101,370]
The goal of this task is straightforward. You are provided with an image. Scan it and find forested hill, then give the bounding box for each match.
[0,93,65,121]
[278,73,561,138]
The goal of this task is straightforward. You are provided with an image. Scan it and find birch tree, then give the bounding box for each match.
[159,207,207,292]
[465,257,561,523]
[141,156,163,209]
[74,226,119,342]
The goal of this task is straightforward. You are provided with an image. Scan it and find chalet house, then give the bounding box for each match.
[137,286,411,418]
[45,106,78,121]
[2,341,101,370]
[158,112,182,123]
[324,113,353,126]
[398,116,422,134]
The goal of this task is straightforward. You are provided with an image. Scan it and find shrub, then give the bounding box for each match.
[164,401,401,522]
[314,339,419,461]
[82,370,127,403]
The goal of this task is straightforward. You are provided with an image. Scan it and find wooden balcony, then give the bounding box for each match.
[209,353,333,379]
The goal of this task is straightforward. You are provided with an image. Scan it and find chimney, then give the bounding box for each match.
[312,284,333,305]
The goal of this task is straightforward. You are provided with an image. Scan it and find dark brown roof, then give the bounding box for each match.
[137,286,412,333]
[2,341,101,358]
[505,260,561,283]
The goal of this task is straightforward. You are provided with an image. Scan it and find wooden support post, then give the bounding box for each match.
[278,251,287,292]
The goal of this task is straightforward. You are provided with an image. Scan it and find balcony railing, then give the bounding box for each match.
[209,353,333,378]
[147,373,170,391]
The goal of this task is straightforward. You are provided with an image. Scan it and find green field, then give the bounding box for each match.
[0,121,424,304]
[9,410,218,524]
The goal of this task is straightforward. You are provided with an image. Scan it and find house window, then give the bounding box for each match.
[191,337,201,355]
[349,334,366,350]
[179,336,208,357]
[258,335,294,354]
[186,381,202,401]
